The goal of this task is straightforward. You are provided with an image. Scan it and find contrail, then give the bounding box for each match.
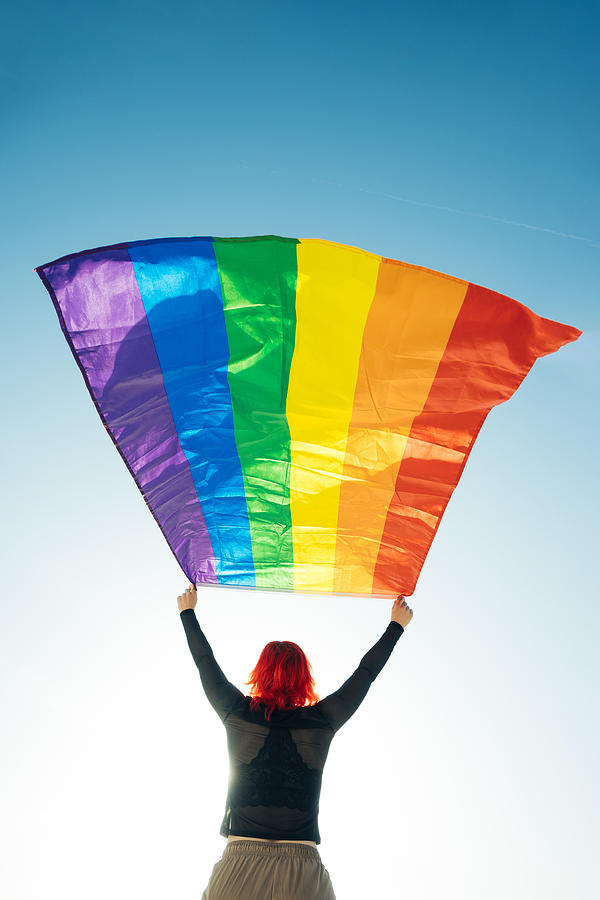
[353,184,600,248]
[243,164,600,249]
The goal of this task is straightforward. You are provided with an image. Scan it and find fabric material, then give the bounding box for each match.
[201,840,337,900]
[36,236,582,596]
[128,239,254,585]
[180,609,404,843]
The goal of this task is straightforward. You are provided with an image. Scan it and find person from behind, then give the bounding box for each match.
[178,585,413,899]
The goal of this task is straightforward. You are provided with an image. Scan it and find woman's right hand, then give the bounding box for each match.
[391,596,413,628]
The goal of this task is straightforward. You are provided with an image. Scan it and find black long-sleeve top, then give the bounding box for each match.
[180,609,404,844]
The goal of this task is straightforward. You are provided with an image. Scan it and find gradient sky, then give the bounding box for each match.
[1,2,598,898]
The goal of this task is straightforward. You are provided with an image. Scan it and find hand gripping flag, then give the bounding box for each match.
[36,236,581,596]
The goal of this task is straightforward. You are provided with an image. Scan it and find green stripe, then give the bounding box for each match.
[213,237,297,589]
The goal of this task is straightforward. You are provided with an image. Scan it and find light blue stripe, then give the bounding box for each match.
[128,239,255,586]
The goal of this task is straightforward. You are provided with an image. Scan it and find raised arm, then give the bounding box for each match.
[316,597,413,733]
[178,586,244,722]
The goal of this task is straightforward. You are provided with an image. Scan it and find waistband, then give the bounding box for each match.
[222,840,320,861]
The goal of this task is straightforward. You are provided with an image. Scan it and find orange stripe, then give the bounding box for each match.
[373,282,583,596]
[333,259,469,594]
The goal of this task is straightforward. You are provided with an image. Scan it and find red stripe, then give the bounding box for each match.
[373,283,582,595]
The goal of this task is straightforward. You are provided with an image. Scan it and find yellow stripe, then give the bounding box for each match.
[334,260,469,594]
[286,239,381,591]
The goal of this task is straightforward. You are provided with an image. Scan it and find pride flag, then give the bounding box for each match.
[36,236,581,596]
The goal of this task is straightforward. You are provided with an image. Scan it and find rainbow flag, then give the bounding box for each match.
[36,236,581,596]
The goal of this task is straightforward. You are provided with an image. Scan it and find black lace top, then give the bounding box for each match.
[180,609,404,844]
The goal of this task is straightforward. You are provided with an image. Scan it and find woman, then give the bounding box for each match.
[178,584,413,899]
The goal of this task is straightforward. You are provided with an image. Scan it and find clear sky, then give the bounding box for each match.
[1,1,598,898]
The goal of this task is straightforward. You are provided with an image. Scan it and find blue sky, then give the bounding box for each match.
[1,2,598,898]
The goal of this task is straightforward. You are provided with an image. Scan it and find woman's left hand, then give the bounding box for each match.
[177,583,197,612]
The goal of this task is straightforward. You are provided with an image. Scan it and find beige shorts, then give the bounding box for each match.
[202,839,337,899]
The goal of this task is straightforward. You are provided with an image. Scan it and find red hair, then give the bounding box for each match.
[245,640,320,721]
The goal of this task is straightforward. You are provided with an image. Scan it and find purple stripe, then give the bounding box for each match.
[40,247,217,584]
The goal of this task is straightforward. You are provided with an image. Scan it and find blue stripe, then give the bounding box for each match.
[128,239,255,586]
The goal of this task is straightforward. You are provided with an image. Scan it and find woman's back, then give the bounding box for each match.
[221,702,332,842]
[180,608,404,844]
